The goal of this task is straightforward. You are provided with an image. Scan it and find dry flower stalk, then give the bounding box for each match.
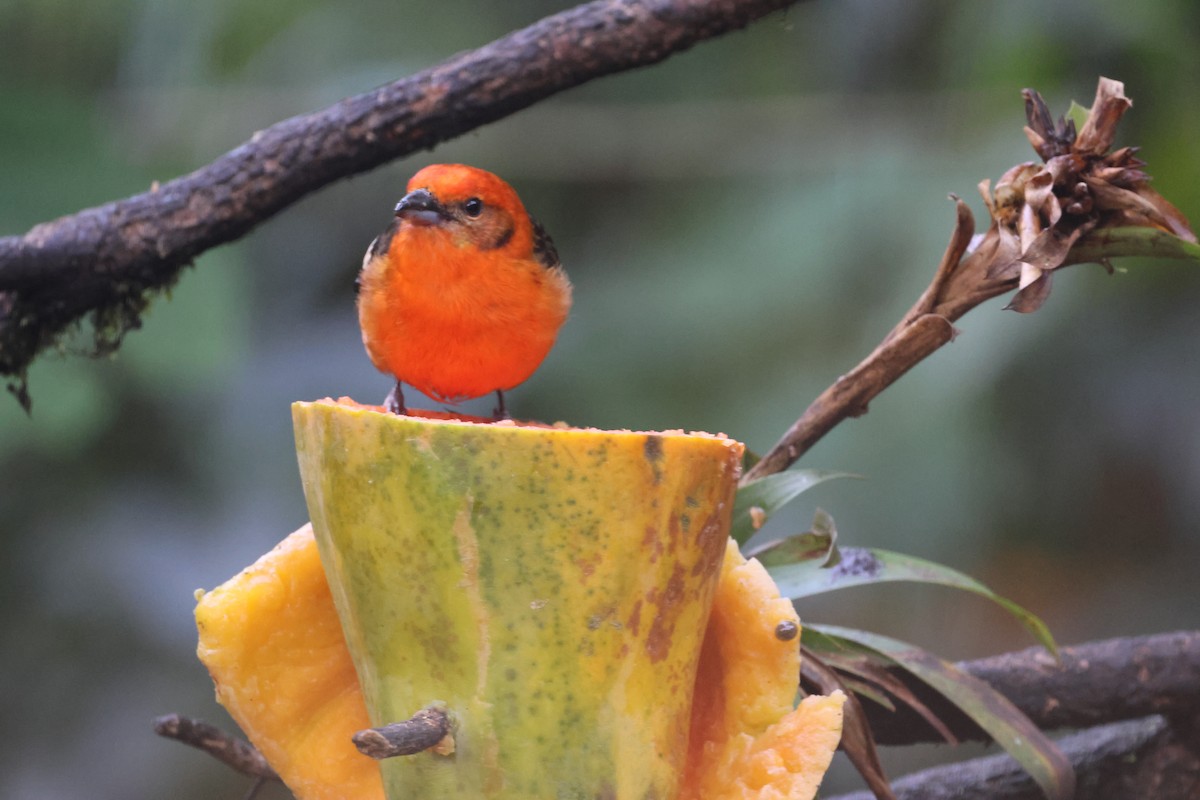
[976,77,1196,312]
[746,76,1197,482]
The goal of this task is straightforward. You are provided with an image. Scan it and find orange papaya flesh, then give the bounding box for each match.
[194,524,384,800]
[680,540,844,800]
[292,399,743,799]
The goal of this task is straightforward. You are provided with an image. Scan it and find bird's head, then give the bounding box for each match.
[395,164,533,255]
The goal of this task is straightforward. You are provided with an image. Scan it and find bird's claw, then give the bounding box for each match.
[492,390,510,421]
[384,383,406,415]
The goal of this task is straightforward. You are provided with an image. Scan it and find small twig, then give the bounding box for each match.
[153,713,279,781]
[242,777,271,800]
[744,200,978,483]
[745,309,959,482]
[353,706,453,759]
[885,195,977,342]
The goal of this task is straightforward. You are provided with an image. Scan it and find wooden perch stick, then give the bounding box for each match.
[152,714,279,781]
[352,706,453,759]
[828,715,1200,800]
[0,0,805,388]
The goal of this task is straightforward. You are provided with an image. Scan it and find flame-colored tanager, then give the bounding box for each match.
[357,164,572,417]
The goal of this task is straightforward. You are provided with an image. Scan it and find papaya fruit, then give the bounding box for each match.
[195,400,843,800]
[195,523,382,800]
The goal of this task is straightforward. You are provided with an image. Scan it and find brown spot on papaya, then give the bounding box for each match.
[667,513,681,556]
[644,564,687,663]
[643,434,663,462]
[643,435,664,483]
[691,511,728,577]
[641,525,663,563]
[626,599,643,636]
[575,553,601,583]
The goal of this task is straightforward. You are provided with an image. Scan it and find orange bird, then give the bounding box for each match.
[357,164,572,417]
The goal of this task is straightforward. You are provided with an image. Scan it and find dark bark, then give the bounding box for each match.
[857,631,1200,745]
[825,631,1200,800]
[353,706,452,759]
[0,0,805,394]
[152,714,279,781]
[828,715,1200,800]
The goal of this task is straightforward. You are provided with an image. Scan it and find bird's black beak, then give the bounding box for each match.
[394,188,448,226]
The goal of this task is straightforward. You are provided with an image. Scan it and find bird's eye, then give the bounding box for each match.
[463,198,484,218]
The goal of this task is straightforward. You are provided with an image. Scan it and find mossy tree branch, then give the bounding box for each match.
[0,0,806,405]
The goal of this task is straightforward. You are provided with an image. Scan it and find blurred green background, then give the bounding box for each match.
[2,1,1198,797]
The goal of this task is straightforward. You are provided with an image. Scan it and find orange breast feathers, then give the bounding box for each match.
[357,164,572,405]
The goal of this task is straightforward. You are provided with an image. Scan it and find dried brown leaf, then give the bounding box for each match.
[820,653,961,745]
[1075,77,1131,155]
[1017,261,1043,290]
[977,178,995,216]
[802,651,897,800]
[1006,271,1054,313]
[983,224,1024,281]
[1024,169,1061,227]
[1133,186,1198,242]
[1023,125,1049,161]
[1022,218,1098,271]
[1018,202,1042,251]
[1085,176,1194,240]
[1022,89,1072,160]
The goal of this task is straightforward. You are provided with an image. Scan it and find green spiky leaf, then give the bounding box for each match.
[731,470,858,545]
[810,626,1076,800]
[770,546,1058,656]
[746,508,841,568]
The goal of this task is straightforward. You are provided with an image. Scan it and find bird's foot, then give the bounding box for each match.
[384,382,406,415]
[492,390,510,421]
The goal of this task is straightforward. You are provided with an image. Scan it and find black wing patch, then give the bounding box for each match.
[531,216,560,270]
[369,219,401,259]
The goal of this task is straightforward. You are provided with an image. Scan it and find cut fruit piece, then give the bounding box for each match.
[681,542,845,800]
[195,524,383,800]
[293,399,743,799]
[195,399,843,800]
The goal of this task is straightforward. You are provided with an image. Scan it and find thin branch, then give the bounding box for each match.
[856,631,1200,746]
[0,0,804,389]
[353,706,453,759]
[152,714,279,781]
[743,198,1006,482]
[827,715,1200,800]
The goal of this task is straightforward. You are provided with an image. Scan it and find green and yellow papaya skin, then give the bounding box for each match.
[292,400,744,800]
